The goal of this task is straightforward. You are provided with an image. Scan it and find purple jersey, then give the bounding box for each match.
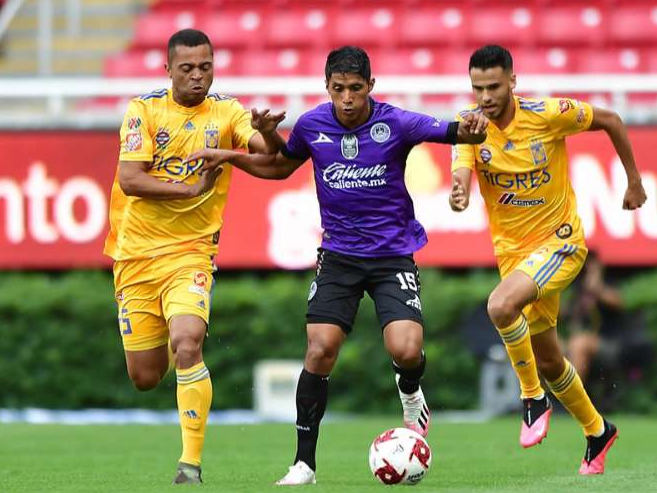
[283,99,457,257]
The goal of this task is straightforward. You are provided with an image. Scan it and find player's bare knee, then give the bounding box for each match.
[391,343,423,368]
[487,293,519,328]
[129,369,161,391]
[174,338,202,367]
[305,341,339,369]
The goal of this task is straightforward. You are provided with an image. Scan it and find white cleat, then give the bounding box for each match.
[275,461,317,486]
[396,374,431,438]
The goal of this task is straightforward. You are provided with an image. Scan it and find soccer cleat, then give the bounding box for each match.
[579,419,618,475]
[396,374,431,438]
[275,461,316,486]
[172,462,202,485]
[520,395,552,448]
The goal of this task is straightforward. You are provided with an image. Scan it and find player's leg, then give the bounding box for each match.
[277,249,363,485]
[277,323,347,486]
[567,331,600,383]
[383,321,429,437]
[163,262,215,485]
[368,256,429,437]
[487,267,550,447]
[114,260,173,390]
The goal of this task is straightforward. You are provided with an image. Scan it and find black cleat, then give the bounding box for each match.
[172,462,203,485]
[579,419,618,475]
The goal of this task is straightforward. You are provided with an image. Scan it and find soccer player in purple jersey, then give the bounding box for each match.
[187,46,488,485]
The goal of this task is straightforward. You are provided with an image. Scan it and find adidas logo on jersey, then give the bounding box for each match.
[406,295,422,311]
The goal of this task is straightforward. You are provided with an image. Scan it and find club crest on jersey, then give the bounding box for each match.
[370,122,391,143]
[341,133,359,160]
[479,145,492,164]
[530,139,547,166]
[155,128,170,149]
[205,129,219,149]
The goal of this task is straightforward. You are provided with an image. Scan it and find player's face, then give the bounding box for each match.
[167,44,214,107]
[469,66,516,121]
[326,72,375,128]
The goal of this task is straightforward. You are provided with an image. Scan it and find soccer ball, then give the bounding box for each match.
[368,427,432,485]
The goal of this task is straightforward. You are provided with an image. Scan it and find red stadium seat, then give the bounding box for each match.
[400,5,469,46]
[200,10,266,49]
[266,6,333,47]
[132,11,201,49]
[537,4,608,46]
[512,48,576,74]
[104,50,168,77]
[469,6,536,46]
[238,49,311,75]
[370,48,445,75]
[576,48,646,73]
[609,4,657,44]
[331,6,401,47]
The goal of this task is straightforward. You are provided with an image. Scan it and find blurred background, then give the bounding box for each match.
[0,0,656,422]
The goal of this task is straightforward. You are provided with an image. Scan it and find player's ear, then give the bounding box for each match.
[368,78,375,93]
[509,72,517,91]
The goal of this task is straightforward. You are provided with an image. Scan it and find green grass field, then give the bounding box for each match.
[1,416,656,492]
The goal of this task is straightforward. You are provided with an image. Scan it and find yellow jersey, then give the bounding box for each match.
[452,96,593,257]
[104,88,256,261]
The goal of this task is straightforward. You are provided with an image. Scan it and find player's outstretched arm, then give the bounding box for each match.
[456,112,488,144]
[249,107,287,154]
[449,167,472,212]
[118,160,222,199]
[186,148,305,180]
[589,107,647,210]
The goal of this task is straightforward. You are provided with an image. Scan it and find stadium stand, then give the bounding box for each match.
[95,0,657,78]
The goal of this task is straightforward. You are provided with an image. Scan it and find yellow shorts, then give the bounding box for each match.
[113,251,215,351]
[498,239,588,335]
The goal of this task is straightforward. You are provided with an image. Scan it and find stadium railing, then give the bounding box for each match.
[2,74,657,129]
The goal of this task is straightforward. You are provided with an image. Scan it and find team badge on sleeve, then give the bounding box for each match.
[125,132,142,152]
[341,134,359,159]
[370,122,391,143]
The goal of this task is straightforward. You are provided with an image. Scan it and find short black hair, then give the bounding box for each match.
[325,46,371,81]
[469,45,513,72]
[167,29,212,62]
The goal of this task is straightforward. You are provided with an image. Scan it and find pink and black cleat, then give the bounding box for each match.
[579,419,618,475]
[520,395,552,448]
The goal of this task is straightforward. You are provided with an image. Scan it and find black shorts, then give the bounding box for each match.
[306,248,424,333]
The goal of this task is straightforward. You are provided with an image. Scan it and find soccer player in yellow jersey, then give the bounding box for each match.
[450,45,647,475]
[103,29,286,484]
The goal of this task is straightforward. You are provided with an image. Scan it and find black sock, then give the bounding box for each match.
[294,369,329,471]
[393,352,426,394]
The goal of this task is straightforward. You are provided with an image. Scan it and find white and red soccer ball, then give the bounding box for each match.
[368,427,432,485]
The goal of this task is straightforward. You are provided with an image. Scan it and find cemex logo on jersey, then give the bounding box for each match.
[498,193,546,207]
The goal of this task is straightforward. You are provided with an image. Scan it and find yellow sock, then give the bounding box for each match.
[176,361,212,466]
[547,358,603,436]
[496,314,543,399]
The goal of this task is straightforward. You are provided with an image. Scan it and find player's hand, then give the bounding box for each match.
[185,148,237,172]
[251,107,286,135]
[189,165,224,197]
[623,179,647,210]
[457,112,489,144]
[449,175,469,212]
